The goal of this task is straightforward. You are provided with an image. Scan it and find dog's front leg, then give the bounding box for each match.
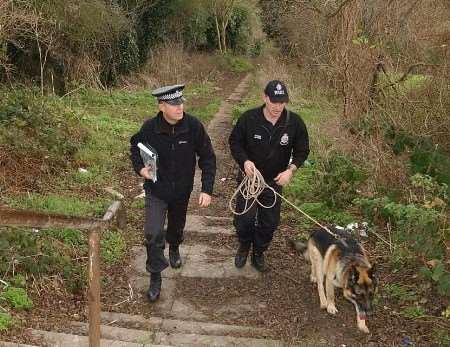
[324,251,338,314]
[311,250,327,309]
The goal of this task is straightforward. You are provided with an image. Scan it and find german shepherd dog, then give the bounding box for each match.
[290,227,376,333]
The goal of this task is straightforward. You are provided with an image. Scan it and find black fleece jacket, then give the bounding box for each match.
[130,112,216,201]
[229,105,309,182]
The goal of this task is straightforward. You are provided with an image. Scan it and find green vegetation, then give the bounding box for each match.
[216,54,255,73]
[5,194,110,217]
[101,230,126,265]
[383,283,418,304]
[386,127,450,185]
[355,173,449,295]
[0,88,86,165]
[0,312,13,332]
[1,0,262,86]
[400,306,426,319]
[0,226,125,294]
[0,287,33,310]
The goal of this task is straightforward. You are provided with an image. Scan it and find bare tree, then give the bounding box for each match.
[208,0,238,53]
[30,9,57,96]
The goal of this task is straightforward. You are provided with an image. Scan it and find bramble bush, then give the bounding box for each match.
[284,153,364,229]
[0,89,86,164]
[313,153,366,209]
[355,174,449,296]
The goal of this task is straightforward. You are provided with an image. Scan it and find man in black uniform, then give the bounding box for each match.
[130,84,216,302]
[229,80,309,272]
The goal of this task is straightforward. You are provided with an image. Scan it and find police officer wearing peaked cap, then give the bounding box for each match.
[229,80,310,272]
[130,84,216,302]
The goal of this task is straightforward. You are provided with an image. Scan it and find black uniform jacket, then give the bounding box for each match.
[229,105,309,182]
[130,112,216,201]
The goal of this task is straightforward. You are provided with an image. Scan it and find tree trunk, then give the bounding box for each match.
[221,21,227,53]
[215,16,222,53]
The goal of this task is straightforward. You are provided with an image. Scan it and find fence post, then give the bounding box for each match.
[88,229,101,347]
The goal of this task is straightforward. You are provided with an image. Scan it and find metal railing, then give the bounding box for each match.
[0,202,126,347]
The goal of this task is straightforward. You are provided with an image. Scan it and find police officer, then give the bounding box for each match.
[229,80,309,272]
[130,84,216,302]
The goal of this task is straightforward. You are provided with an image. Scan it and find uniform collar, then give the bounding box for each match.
[155,112,189,134]
[259,105,288,127]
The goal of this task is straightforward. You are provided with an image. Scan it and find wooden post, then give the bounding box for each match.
[88,229,101,347]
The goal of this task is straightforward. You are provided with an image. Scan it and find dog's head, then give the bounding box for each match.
[344,264,377,319]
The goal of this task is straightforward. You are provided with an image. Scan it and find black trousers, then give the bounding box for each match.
[144,192,189,273]
[233,184,282,253]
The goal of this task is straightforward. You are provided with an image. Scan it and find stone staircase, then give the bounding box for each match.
[5,213,284,347]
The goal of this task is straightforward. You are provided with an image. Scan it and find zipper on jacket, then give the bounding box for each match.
[261,125,273,144]
[171,126,175,150]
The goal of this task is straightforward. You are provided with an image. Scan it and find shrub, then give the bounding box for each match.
[294,202,354,229]
[419,260,450,296]
[0,228,85,292]
[385,126,450,185]
[355,195,448,295]
[0,89,86,188]
[314,153,366,209]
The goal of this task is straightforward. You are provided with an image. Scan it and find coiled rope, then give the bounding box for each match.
[229,167,338,238]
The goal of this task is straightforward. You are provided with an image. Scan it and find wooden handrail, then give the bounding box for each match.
[0,207,105,230]
[0,202,126,347]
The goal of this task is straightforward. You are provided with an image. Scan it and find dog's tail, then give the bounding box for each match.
[288,238,309,261]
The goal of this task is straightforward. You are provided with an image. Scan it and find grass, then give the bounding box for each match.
[214,54,254,73]
[189,96,222,123]
[0,312,13,332]
[4,194,110,218]
[0,287,33,310]
[382,283,418,304]
[101,230,126,265]
[62,88,154,120]
[379,72,431,94]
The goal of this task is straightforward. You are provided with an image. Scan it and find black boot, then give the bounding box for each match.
[234,241,251,268]
[147,272,161,302]
[251,250,266,272]
[169,245,182,269]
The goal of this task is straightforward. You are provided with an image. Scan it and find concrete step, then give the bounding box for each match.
[131,244,259,280]
[184,215,234,235]
[68,322,284,347]
[127,274,268,323]
[0,342,38,347]
[100,311,272,338]
[29,329,171,347]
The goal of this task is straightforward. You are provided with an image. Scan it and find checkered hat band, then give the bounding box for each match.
[158,90,183,100]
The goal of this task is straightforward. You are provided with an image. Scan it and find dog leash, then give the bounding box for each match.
[229,167,340,239]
